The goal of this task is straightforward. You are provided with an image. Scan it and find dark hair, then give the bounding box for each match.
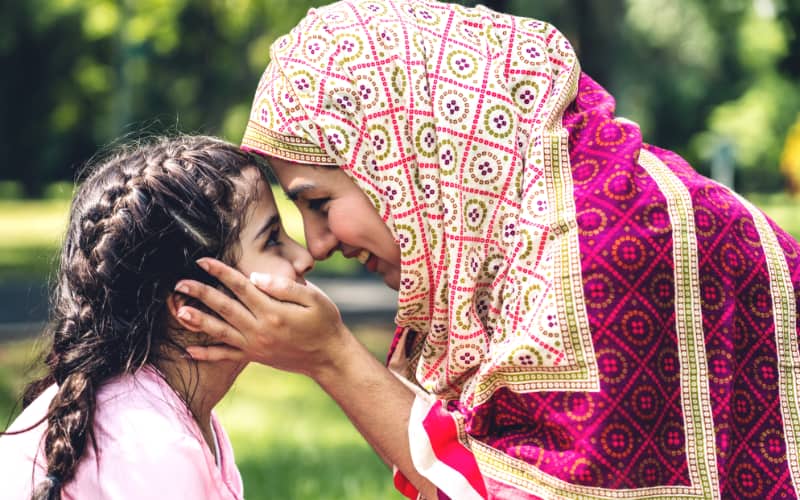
[13,135,264,499]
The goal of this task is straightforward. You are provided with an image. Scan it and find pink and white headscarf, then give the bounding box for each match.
[242,0,596,407]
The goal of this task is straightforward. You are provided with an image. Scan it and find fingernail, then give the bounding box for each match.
[174,282,189,294]
[196,259,210,271]
[250,272,271,287]
[177,308,192,322]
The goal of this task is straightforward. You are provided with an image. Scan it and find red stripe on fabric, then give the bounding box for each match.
[421,400,488,498]
[393,469,419,499]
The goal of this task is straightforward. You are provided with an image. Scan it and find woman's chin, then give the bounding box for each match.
[382,270,401,290]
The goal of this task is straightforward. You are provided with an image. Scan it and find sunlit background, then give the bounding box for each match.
[1,0,799,498]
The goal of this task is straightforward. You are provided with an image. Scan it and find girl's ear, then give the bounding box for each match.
[166,291,189,323]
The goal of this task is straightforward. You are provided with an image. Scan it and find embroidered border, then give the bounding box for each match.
[241,120,338,165]
[733,192,800,494]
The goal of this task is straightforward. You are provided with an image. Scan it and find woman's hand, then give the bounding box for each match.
[173,258,347,376]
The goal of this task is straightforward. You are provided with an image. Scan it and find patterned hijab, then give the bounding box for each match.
[242,0,593,406]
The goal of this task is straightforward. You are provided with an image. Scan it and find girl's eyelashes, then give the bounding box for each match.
[263,227,282,249]
[307,197,330,212]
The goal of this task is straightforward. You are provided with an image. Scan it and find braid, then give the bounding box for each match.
[18,135,264,499]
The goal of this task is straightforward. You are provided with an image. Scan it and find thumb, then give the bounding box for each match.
[250,272,308,305]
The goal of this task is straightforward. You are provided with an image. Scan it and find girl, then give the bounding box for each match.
[0,135,313,499]
[177,0,800,498]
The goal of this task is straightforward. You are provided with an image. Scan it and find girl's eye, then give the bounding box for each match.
[264,227,282,249]
[307,197,330,212]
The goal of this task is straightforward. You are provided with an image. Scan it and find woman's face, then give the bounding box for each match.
[235,167,314,283]
[267,156,401,290]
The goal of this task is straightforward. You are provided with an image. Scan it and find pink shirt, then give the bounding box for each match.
[0,367,243,499]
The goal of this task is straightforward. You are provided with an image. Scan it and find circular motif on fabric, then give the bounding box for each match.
[412,31,427,59]
[453,344,481,370]
[438,89,470,125]
[715,421,731,459]
[693,206,718,238]
[463,247,483,281]
[778,231,799,259]
[330,88,360,117]
[583,273,616,310]
[394,223,417,258]
[642,202,671,234]
[611,235,646,271]
[484,251,505,277]
[397,301,424,322]
[661,421,686,457]
[520,18,548,34]
[323,125,351,154]
[447,50,479,79]
[700,275,726,312]
[391,66,407,97]
[483,104,514,139]
[468,151,503,186]
[621,310,654,346]
[572,158,600,185]
[563,393,595,422]
[554,37,575,59]
[356,77,379,108]
[706,348,734,385]
[511,81,540,113]
[637,457,665,486]
[419,176,439,204]
[362,1,387,16]
[731,462,764,498]
[758,428,787,464]
[752,355,779,391]
[748,283,773,319]
[509,346,542,367]
[368,124,392,161]
[719,242,747,277]
[595,119,627,146]
[596,348,628,384]
[290,71,317,96]
[517,39,545,65]
[518,228,535,260]
[376,26,399,51]
[399,268,425,295]
[737,216,762,247]
[273,34,292,54]
[569,458,601,486]
[603,170,636,201]
[415,123,437,158]
[413,6,440,26]
[600,423,634,459]
[733,388,756,425]
[700,184,731,211]
[334,34,364,65]
[441,190,458,228]
[464,199,488,231]
[498,213,518,245]
[656,347,680,383]
[437,139,459,175]
[648,272,674,310]
[577,207,608,237]
[630,385,660,421]
[257,98,276,128]
[302,34,328,62]
[733,316,749,351]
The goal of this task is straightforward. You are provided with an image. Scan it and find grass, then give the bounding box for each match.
[0,325,402,499]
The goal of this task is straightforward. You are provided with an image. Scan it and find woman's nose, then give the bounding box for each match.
[305,223,338,261]
[289,240,315,277]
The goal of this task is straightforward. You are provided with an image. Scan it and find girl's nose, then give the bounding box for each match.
[289,239,314,277]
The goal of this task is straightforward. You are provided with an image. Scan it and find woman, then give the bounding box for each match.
[0,136,313,499]
[175,0,800,498]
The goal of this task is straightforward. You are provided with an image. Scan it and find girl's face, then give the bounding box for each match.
[235,167,314,283]
[267,156,402,290]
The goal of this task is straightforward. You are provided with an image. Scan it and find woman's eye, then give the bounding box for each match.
[307,197,330,212]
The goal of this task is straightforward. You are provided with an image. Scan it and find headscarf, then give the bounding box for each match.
[242,0,597,406]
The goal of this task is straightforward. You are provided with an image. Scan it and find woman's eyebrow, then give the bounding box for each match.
[285,183,316,201]
[253,213,280,241]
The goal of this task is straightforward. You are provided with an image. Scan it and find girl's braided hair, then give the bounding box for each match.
[15,135,264,499]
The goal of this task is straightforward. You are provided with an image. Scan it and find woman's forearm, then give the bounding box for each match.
[311,330,438,499]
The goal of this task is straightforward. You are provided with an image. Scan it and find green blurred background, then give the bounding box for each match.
[1,0,799,498]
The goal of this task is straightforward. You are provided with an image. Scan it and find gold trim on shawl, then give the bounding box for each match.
[241,120,338,166]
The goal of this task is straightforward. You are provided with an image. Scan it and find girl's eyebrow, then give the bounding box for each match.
[285,183,316,201]
[253,213,280,241]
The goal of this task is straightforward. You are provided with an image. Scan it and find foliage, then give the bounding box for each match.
[781,115,800,195]
[0,0,798,196]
